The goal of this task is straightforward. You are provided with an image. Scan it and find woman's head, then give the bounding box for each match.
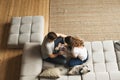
[65,36,84,47]
[47,32,57,42]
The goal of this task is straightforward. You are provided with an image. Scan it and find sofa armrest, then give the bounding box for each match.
[20,42,43,80]
[114,40,120,70]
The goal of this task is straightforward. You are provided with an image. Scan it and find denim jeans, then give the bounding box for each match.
[44,55,67,65]
[67,56,88,67]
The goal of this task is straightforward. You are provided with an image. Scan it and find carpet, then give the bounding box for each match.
[50,0,120,41]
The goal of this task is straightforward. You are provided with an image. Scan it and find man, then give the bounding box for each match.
[41,32,67,65]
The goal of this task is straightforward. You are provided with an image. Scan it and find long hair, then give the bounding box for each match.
[71,37,84,47]
[65,36,84,47]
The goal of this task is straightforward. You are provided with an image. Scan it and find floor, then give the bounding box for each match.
[0,0,49,80]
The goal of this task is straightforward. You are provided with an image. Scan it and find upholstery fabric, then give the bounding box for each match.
[20,40,120,80]
[96,72,110,80]
[109,71,120,80]
[68,76,81,80]
[20,76,38,80]
[82,72,96,80]
[8,16,44,48]
[20,43,42,80]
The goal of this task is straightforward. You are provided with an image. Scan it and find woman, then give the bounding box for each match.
[65,36,88,67]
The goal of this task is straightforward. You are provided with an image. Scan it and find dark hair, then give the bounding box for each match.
[65,36,72,46]
[47,32,57,41]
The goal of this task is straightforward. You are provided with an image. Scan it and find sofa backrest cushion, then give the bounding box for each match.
[84,40,118,72]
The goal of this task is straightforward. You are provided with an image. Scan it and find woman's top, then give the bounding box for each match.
[72,47,88,61]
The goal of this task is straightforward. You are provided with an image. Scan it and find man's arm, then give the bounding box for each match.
[46,42,59,58]
[49,53,58,58]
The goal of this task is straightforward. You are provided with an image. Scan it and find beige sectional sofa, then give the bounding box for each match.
[20,40,120,80]
[8,16,120,80]
[8,16,44,48]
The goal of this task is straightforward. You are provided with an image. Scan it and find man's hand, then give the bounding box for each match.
[49,53,59,58]
[58,51,65,55]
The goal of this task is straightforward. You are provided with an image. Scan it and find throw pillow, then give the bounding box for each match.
[39,68,60,79]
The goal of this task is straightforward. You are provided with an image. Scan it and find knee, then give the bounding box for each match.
[68,61,75,67]
[67,60,83,67]
[56,58,67,65]
[61,59,67,65]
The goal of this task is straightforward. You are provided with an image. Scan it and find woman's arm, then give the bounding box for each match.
[71,47,79,58]
[71,53,78,58]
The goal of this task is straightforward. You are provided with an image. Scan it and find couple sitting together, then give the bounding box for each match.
[41,32,88,67]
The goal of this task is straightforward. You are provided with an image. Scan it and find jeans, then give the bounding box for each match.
[44,55,67,65]
[67,56,88,67]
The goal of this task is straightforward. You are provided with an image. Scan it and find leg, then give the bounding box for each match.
[45,55,67,65]
[67,58,84,67]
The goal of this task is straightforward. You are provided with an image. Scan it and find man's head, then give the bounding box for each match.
[47,32,57,42]
[65,36,72,46]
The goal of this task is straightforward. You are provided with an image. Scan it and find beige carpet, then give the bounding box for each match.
[50,0,120,41]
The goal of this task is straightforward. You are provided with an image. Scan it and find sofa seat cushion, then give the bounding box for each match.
[82,72,110,80]
[22,43,42,64]
[20,40,120,80]
[109,71,120,80]
[20,76,38,80]
[20,43,42,76]
[8,16,44,48]
[21,63,42,76]
[56,76,68,80]
[96,72,110,80]
[68,75,81,80]
[82,72,96,80]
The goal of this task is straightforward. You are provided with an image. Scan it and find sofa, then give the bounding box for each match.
[19,40,120,80]
[8,16,44,48]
